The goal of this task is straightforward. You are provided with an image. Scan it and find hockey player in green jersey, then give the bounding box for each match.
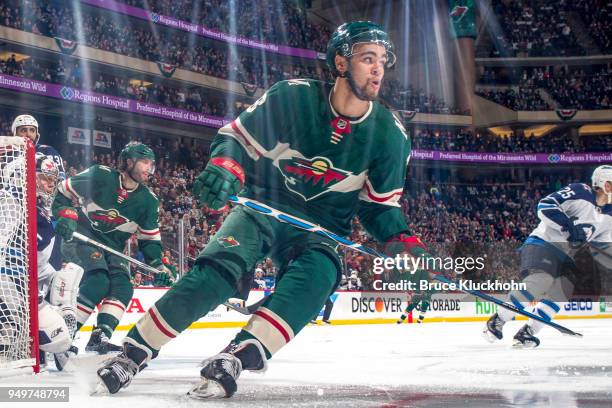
[96,21,429,397]
[52,142,169,354]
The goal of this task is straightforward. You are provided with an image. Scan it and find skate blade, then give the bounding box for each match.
[512,340,537,349]
[482,329,501,343]
[187,379,227,399]
[90,381,110,396]
[56,358,76,373]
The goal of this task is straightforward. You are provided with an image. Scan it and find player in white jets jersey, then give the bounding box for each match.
[483,165,612,348]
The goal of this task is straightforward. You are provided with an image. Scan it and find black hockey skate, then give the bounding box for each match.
[96,343,148,394]
[85,327,123,354]
[54,345,78,371]
[483,313,506,342]
[188,352,242,399]
[188,339,267,399]
[512,324,540,348]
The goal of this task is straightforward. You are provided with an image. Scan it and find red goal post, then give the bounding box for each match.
[0,136,39,375]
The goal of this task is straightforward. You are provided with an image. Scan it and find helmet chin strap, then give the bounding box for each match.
[124,161,140,186]
[596,186,612,205]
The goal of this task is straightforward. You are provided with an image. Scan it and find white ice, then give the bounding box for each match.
[3,319,612,407]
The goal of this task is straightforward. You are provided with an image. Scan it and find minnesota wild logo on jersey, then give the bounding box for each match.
[217,235,240,248]
[88,209,130,234]
[278,156,351,201]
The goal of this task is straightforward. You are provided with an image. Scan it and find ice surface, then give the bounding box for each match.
[3,319,611,407]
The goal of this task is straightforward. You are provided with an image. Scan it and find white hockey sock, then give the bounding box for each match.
[528,299,561,334]
[498,272,554,322]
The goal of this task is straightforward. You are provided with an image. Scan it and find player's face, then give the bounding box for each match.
[16,125,37,143]
[131,158,155,184]
[36,173,57,195]
[348,43,387,100]
[595,181,612,205]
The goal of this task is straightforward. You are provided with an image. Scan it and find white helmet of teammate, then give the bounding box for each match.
[11,114,40,144]
[592,165,612,204]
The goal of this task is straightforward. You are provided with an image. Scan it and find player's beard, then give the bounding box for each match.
[127,164,144,185]
[346,62,379,102]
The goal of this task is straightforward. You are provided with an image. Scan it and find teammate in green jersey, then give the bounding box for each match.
[96,21,429,397]
[52,142,170,353]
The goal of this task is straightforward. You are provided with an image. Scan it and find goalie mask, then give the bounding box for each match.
[35,152,60,211]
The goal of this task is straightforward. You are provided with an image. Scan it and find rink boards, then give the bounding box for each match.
[81,289,612,331]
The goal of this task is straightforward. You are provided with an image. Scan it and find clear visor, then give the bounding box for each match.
[349,41,396,68]
[134,158,156,176]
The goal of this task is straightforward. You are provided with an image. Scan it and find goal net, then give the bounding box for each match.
[0,136,38,375]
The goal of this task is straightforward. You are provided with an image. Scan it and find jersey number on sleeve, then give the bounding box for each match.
[246,92,268,113]
[558,187,576,199]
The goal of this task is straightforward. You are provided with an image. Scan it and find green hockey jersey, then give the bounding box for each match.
[213,79,411,241]
[53,164,162,263]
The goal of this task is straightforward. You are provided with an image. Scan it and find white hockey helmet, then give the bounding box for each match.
[592,165,612,204]
[11,114,39,144]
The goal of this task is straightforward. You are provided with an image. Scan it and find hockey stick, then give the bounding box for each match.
[224,297,267,315]
[228,195,583,337]
[72,232,158,278]
[72,232,247,314]
[228,195,386,258]
[589,242,612,260]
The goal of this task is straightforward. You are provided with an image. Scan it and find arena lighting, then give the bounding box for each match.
[69,0,96,168]
[400,0,411,87]
[0,52,30,62]
[225,0,239,116]
[430,1,453,112]
[580,124,612,136]
[488,125,559,138]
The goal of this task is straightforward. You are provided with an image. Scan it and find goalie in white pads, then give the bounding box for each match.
[0,115,76,368]
[35,150,84,370]
[483,165,612,347]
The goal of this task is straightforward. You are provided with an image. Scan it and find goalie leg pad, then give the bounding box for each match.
[50,262,84,307]
[38,303,71,353]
